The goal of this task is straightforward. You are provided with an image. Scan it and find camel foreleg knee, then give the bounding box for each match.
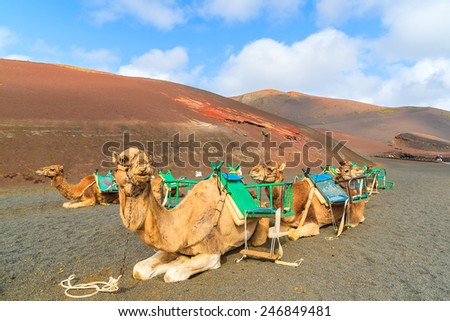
[164,253,221,283]
[288,223,320,240]
[63,199,96,208]
[133,251,180,280]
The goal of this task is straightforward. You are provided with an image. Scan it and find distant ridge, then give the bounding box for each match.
[232,89,450,159]
[232,89,385,124]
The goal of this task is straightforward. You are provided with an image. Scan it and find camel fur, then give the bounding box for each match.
[249,160,366,242]
[112,147,265,282]
[35,165,119,208]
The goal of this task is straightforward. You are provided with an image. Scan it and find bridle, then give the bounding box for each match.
[115,163,151,198]
[259,162,281,183]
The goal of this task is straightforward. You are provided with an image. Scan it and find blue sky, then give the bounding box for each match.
[1,0,450,111]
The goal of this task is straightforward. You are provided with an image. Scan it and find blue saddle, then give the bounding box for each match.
[309,173,349,204]
[221,173,243,181]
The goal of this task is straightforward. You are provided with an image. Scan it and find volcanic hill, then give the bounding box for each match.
[232,89,450,160]
[0,59,367,186]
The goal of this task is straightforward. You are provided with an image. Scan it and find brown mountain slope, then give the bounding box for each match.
[232,89,385,124]
[0,59,369,186]
[232,89,450,159]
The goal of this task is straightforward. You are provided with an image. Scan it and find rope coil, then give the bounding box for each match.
[60,197,133,298]
[60,274,121,298]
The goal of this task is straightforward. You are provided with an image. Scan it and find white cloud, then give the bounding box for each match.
[204,26,450,111]
[3,54,31,61]
[0,27,17,52]
[32,39,61,57]
[88,0,185,29]
[198,0,303,22]
[71,46,120,71]
[118,46,202,83]
[375,0,450,61]
[207,28,364,96]
[0,27,32,61]
[199,0,264,22]
[378,58,450,108]
[316,0,450,61]
[315,0,380,26]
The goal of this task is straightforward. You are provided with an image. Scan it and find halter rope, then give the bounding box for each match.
[60,167,135,298]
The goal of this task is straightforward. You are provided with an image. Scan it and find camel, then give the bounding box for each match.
[248,160,286,208]
[35,165,119,208]
[150,175,166,203]
[112,147,266,282]
[249,160,366,241]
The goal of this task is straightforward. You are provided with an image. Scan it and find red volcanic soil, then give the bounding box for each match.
[232,89,450,160]
[0,59,369,186]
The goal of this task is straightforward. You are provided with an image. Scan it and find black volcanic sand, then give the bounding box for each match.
[1,159,449,301]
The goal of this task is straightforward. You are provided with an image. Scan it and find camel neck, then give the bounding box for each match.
[121,186,162,236]
[120,185,183,252]
[266,174,285,208]
[52,175,77,199]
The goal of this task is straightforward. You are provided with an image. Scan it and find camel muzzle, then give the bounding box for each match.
[35,170,51,177]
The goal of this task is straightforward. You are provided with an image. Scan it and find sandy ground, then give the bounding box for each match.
[1,158,449,301]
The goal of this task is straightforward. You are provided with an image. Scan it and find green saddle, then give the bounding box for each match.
[211,161,294,218]
[158,169,199,208]
[363,166,394,190]
[94,170,118,193]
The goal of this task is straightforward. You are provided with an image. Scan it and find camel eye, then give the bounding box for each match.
[120,155,129,164]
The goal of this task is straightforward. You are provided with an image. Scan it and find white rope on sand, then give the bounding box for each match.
[60,274,121,298]
[275,258,304,267]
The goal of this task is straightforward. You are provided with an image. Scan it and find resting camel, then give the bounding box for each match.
[35,163,170,208]
[112,147,266,282]
[35,165,119,208]
[249,160,366,241]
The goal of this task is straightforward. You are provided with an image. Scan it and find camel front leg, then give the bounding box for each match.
[250,218,269,247]
[287,222,320,240]
[164,253,221,283]
[133,250,180,280]
[62,198,96,208]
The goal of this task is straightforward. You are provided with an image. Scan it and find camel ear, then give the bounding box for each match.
[278,162,286,171]
[266,160,276,171]
[147,153,153,165]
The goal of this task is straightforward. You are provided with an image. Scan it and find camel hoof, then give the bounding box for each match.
[164,268,189,283]
[133,271,147,280]
[62,202,71,208]
[133,263,153,280]
[288,229,301,241]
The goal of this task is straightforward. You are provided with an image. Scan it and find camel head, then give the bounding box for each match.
[35,165,64,178]
[335,161,365,181]
[112,147,155,197]
[249,160,286,183]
